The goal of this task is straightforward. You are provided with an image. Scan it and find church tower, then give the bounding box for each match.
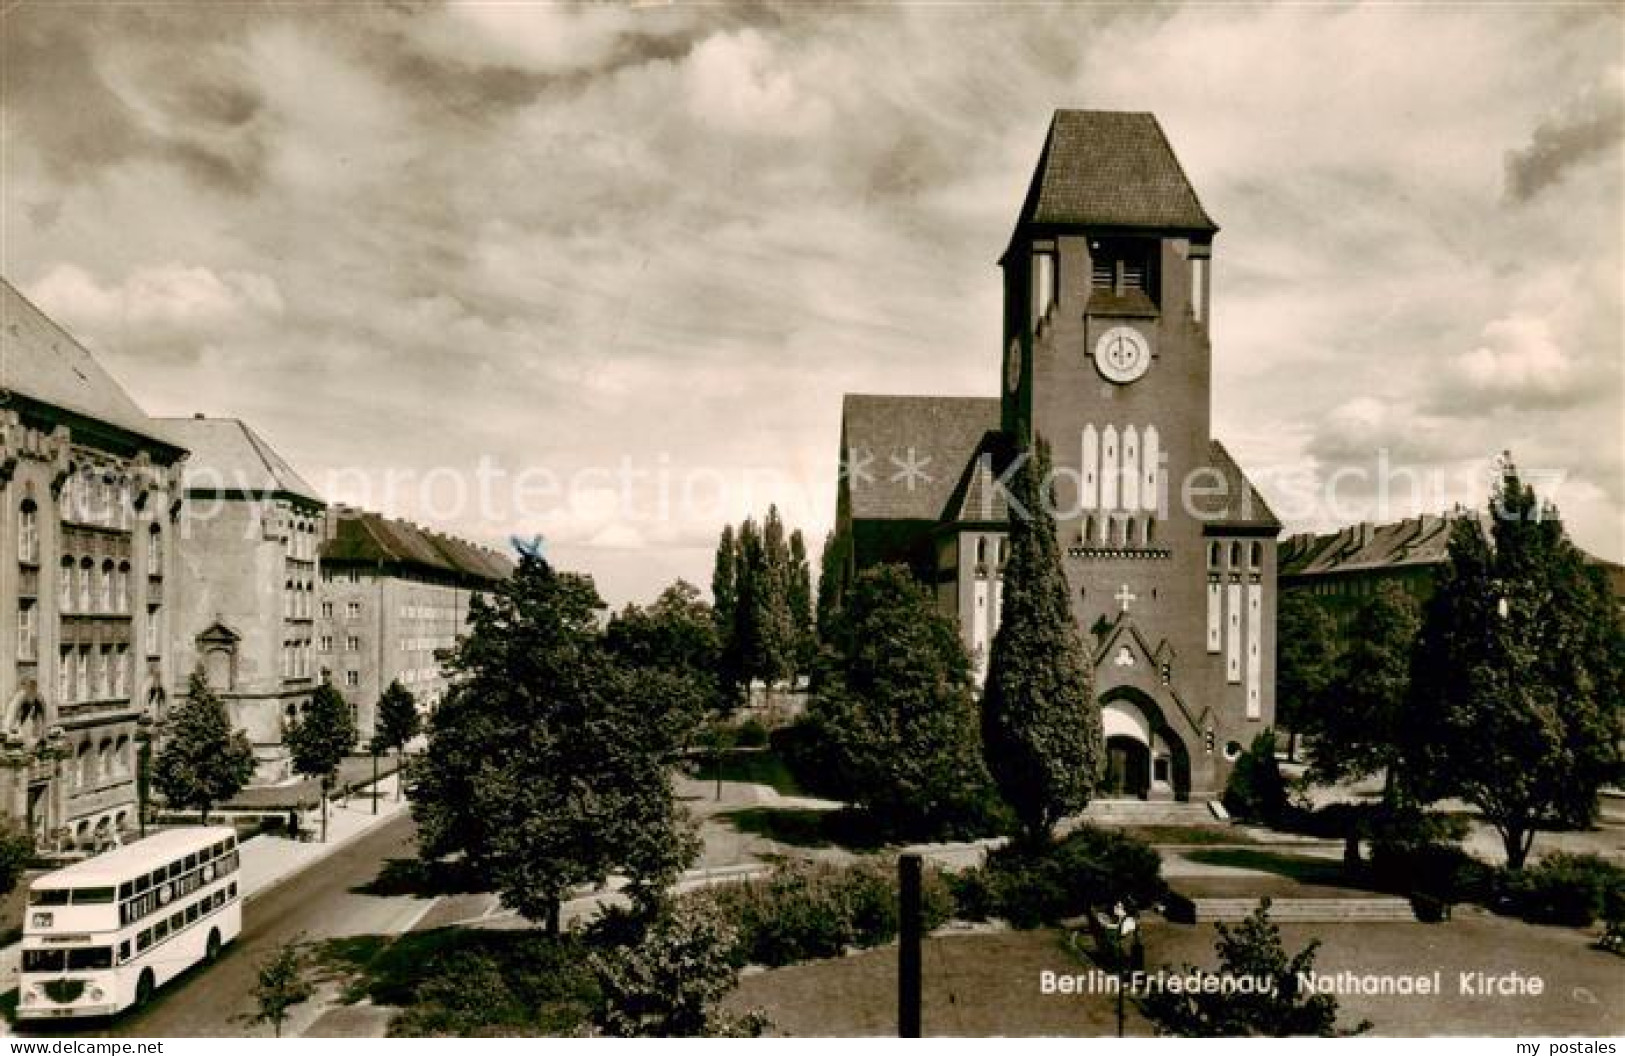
[834,110,1278,803]
[998,111,1278,800]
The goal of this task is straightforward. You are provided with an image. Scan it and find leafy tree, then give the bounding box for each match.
[815,528,848,645]
[286,682,358,842]
[372,680,421,801]
[589,897,766,1038]
[807,565,995,838]
[981,439,1101,846]
[250,940,313,1038]
[787,528,814,670]
[152,667,256,824]
[0,818,33,897]
[1404,459,1625,868]
[605,579,721,745]
[1274,591,1339,761]
[1307,581,1420,802]
[711,525,739,702]
[1141,900,1370,1037]
[1222,730,1288,824]
[412,550,699,933]
[749,507,799,689]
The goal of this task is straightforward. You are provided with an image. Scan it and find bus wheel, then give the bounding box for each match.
[206,929,221,962]
[135,969,155,1008]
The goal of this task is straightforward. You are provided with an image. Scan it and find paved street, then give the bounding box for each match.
[20,812,423,1038]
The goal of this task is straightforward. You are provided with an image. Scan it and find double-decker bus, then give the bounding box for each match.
[17,826,242,1020]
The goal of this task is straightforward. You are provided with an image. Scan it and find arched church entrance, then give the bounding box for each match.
[1101,698,1152,799]
[1099,690,1191,801]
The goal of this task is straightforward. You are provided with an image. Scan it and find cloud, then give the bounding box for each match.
[1505,71,1625,202]
[2,3,1620,604]
[26,263,285,346]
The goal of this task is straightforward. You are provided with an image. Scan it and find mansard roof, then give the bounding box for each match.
[1279,514,1462,577]
[1007,110,1217,256]
[0,277,182,454]
[158,416,323,505]
[322,506,513,584]
[839,394,1002,523]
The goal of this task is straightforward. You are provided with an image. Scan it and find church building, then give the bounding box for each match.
[835,111,1280,801]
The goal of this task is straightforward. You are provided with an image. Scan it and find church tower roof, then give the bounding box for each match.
[1005,110,1217,258]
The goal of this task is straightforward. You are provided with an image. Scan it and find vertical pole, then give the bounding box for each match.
[898,852,922,1038]
[371,748,379,815]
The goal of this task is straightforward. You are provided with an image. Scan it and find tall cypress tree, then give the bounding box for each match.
[980,438,1101,846]
[787,529,814,672]
[711,525,737,640]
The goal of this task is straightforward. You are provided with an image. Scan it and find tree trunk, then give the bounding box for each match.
[546,898,561,939]
[396,747,404,801]
[321,778,331,843]
[1502,823,1535,871]
[200,805,209,826]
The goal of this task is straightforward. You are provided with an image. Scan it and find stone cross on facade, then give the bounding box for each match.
[1115,584,1137,612]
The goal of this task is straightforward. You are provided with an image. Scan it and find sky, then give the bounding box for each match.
[3,1,1620,607]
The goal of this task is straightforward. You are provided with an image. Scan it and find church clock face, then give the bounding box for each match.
[1093,326,1151,384]
[1005,338,1022,393]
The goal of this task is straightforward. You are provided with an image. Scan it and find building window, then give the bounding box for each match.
[346,601,361,619]
[116,563,130,613]
[1089,238,1157,301]
[321,601,333,619]
[345,671,359,688]
[346,635,360,652]
[17,603,37,661]
[147,525,162,575]
[1250,541,1263,570]
[79,559,94,612]
[320,635,333,653]
[60,558,75,611]
[146,607,162,656]
[75,650,89,702]
[18,501,39,564]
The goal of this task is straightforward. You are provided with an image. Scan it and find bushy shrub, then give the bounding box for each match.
[1367,810,1492,906]
[699,859,952,967]
[1502,853,1625,928]
[954,825,1165,929]
[769,719,847,801]
[1221,730,1288,823]
[589,897,765,1037]
[735,718,770,749]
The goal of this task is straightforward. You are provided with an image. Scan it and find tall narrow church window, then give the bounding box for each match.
[1081,427,1099,509]
[1101,427,1119,510]
[1032,247,1057,324]
[1246,583,1263,718]
[1230,541,1242,569]
[1141,427,1160,513]
[1208,542,1220,569]
[1144,518,1156,547]
[1206,578,1222,653]
[1226,582,1243,683]
[976,538,988,566]
[1250,541,1263,570]
[1082,516,1094,546]
[1125,517,1137,548]
[1122,427,1140,511]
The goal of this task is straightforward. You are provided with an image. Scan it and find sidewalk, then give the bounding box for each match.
[0,774,411,1029]
[238,775,411,899]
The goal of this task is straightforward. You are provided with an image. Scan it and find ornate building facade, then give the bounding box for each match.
[835,111,1280,801]
[1,279,186,849]
[159,415,327,783]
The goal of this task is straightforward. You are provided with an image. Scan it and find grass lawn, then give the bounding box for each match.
[726,912,1624,1036]
[688,749,804,797]
[1115,825,1260,847]
[314,928,596,1037]
[1143,910,1624,1036]
[727,929,1151,1037]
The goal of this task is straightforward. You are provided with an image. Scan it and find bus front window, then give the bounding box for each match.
[28,890,69,906]
[66,948,113,971]
[22,949,66,972]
